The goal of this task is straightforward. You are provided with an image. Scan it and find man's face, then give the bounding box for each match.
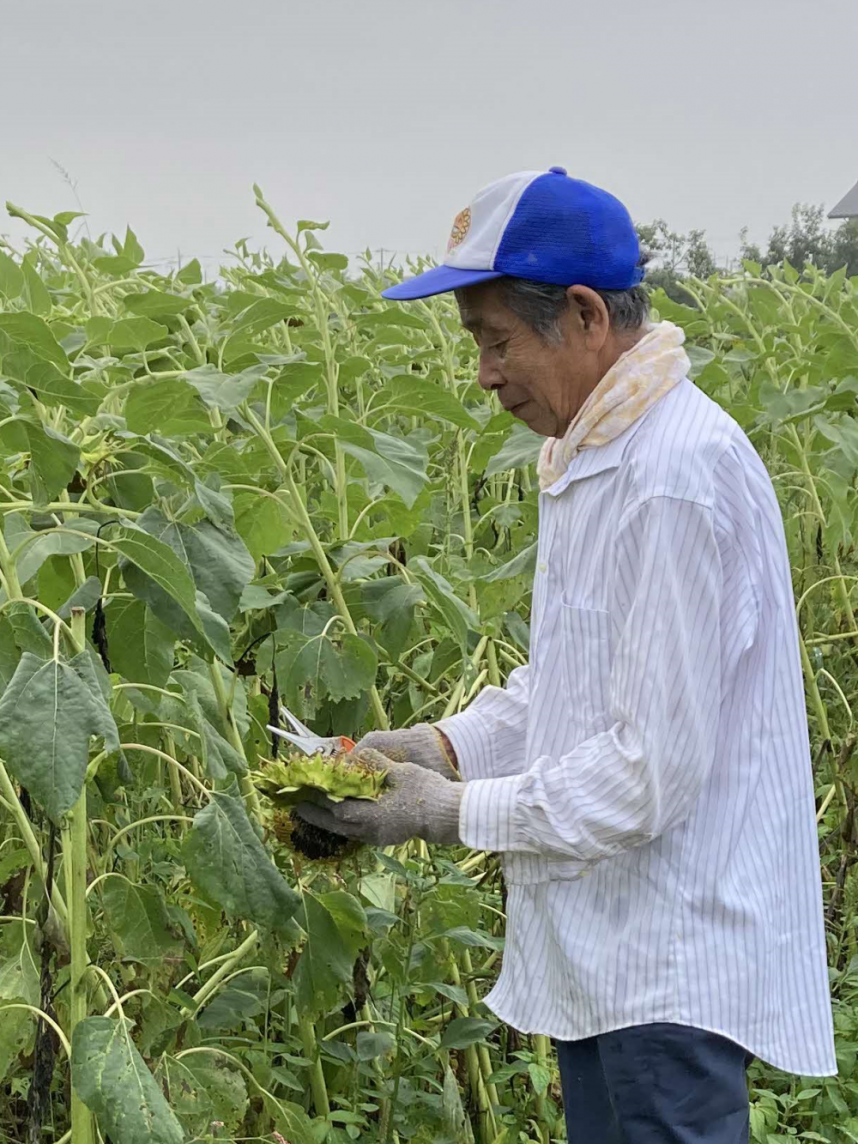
[456,280,611,438]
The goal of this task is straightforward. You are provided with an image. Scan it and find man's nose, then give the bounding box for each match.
[477,353,501,392]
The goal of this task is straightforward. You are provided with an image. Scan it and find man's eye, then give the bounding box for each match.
[492,340,509,357]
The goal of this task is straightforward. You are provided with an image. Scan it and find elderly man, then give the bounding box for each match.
[298,168,835,1141]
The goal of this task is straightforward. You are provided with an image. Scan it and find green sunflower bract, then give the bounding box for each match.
[252,750,388,806]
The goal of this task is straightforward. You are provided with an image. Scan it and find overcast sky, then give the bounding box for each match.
[3,0,857,274]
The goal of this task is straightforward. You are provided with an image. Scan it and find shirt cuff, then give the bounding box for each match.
[436,708,496,782]
[459,774,526,852]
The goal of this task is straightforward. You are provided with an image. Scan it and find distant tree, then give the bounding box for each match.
[639,206,858,296]
[741,203,858,277]
[636,219,718,303]
[827,219,858,277]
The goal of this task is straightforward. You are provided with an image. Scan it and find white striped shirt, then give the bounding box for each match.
[440,378,835,1075]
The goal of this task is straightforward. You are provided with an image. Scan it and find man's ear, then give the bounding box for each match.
[566,286,610,345]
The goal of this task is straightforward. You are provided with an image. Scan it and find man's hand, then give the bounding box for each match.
[295,749,463,846]
[353,724,459,780]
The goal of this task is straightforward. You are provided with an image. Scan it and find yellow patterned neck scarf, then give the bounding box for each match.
[536,320,690,490]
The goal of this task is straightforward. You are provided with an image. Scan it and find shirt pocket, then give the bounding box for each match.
[559,602,613,737]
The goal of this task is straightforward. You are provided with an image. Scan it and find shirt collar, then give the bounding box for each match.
[542,413,647,497]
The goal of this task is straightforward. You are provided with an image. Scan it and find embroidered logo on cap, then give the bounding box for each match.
[447,207,471,252]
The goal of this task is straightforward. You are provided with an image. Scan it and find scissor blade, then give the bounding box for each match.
[278,704,315,738]
[266,725,341,756]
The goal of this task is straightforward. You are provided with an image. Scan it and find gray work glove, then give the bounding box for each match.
[353,724,459,780]
[295,749,464,846]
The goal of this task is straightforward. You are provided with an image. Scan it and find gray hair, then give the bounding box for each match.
[496,265,650,342]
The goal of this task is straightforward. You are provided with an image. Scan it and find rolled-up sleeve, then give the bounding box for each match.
[461,496,723,860]
[437,664,530,782]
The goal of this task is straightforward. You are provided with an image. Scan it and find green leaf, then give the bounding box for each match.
[122,225,145,265]
[20,257,51,315]
[442,1064,475,1144]
[20,361,101,415]
[275,626,378,717]
[92,254,140,276]
[0,249,24,300]
[107,317,169,351]
[183,780,300,931]
[442,926,505,950]
[125,378,212,435]
[386,374,480,431]
[440,1017,498,1050]
[267,360,325,419]
[183,364,265,413]
[194,478,235,532]
[0,650,119,822]
[230,297,293,338]
[233,491,292,561]
[319,890,368,954]
[124,507,254,626]
[187,691,247,779]
[72,1016,185,1144]
[686,344,716,376]
[123,289,192,318]
[484,422,544,477]
[480,541,537,582]
[294,892,355,1015]
[105,598,175,688]
[336,425,429,508]
[101,876,184,965]
[6,514,96,587]
[0,312,67,369]
[159,1054,248,1131]
[362,576,425,661]
[0,921,39,1081]
[6,600,53,658]
[410,556,478,652]
[196,969,267,1029]
[176,258,202,284]
[25,422,80,504]
[307,250,349,272]
[297,218,330,233]
[358,308,428,331]
[0,616,21,690]
[527,1061,551,1095]
[356,1031,395,1060]
[114,523,221,654]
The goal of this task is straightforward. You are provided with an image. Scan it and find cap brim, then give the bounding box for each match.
[382,265,504,301]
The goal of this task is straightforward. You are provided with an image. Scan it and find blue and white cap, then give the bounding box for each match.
[383,166,643,301]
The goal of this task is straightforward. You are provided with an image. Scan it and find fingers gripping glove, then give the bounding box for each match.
[296,750,464,847]
[353,724,459,780]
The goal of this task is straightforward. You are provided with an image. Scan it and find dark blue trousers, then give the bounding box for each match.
[556,1023,753,1143]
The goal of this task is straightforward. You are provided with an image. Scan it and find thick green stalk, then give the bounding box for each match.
[282,467,389,730]
[0,761,68,925]
[442,940,496,1144]
[181,928,259,1018]
[420,302,479,610]
[486,640,502,689]
[457,949,500,1114]
[532,1034,552,1144]
[65,608,94,1144]
[787,424,858,636]
[299,1014,330,1119]
[0,524,23,597]
[240,406,389,728]
[207,662,262,819]
[253,187,349,537]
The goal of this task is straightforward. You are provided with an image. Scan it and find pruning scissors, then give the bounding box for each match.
[266,703,355,757]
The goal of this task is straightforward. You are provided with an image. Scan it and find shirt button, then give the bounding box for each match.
[538,562,548,574]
